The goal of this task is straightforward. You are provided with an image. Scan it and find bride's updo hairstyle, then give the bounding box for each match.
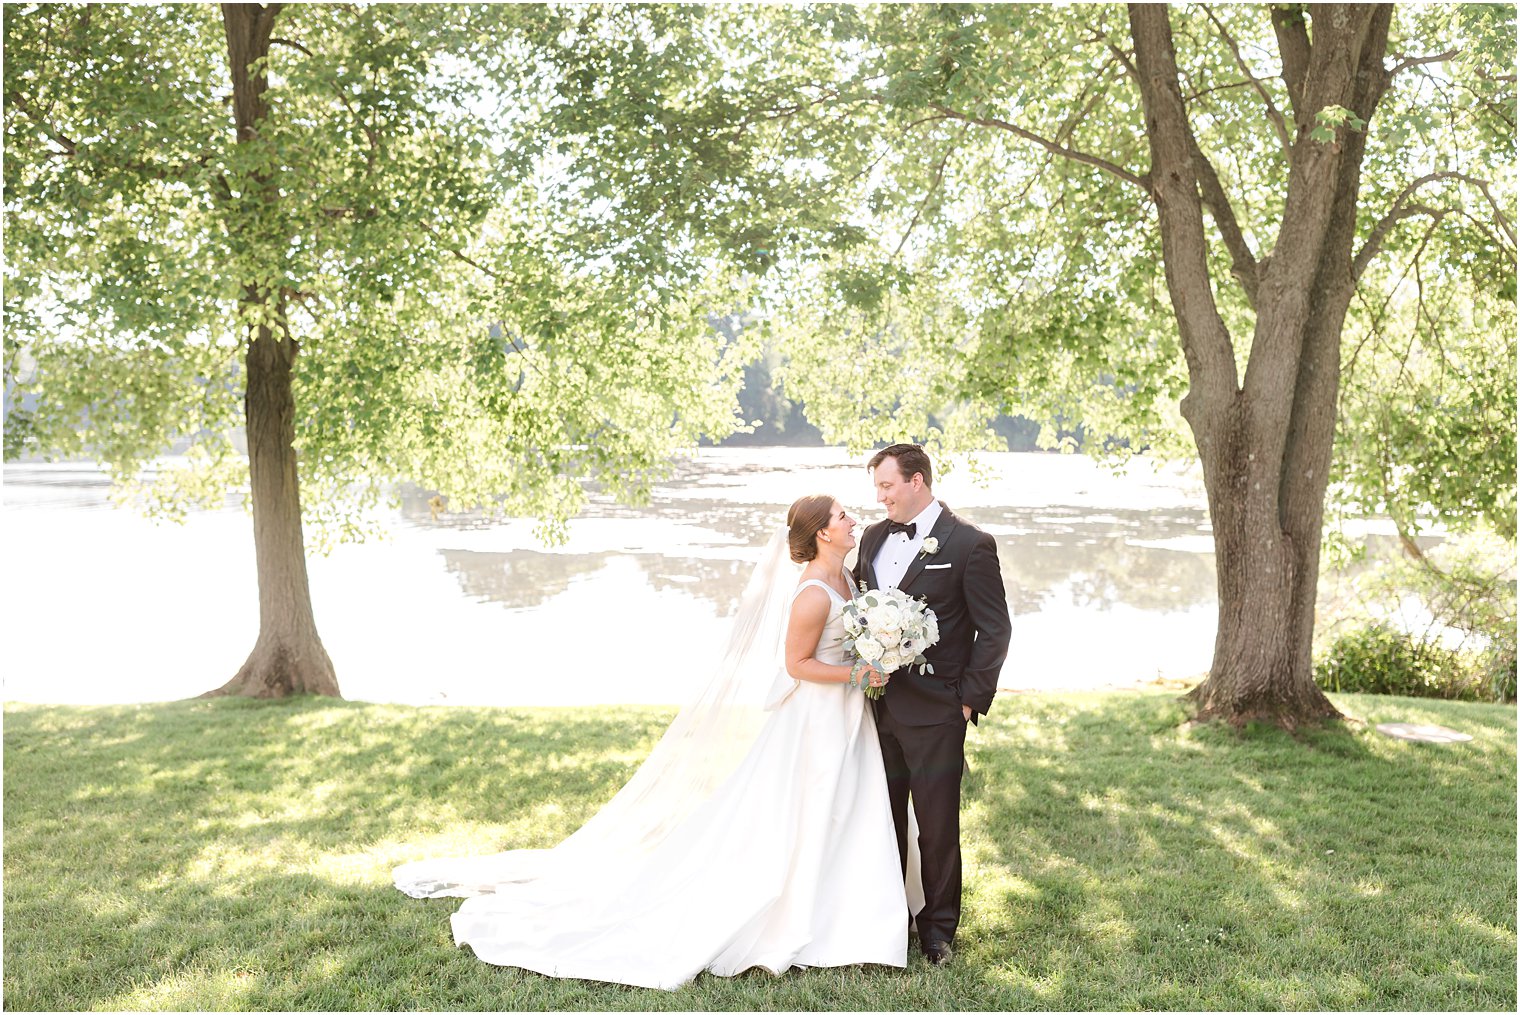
[786,494,836,563]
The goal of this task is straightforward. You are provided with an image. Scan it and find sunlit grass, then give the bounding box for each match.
[4,692,1514,1011]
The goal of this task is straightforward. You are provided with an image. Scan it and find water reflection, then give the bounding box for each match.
[4,464,119,509]
[636,555,752,616]
[439,549,613,610]
[5,448,1235,705]
[428,498,1217,623]
[440,549,754,618]
[992,528,1217,615]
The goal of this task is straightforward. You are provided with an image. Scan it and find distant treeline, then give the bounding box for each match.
[4,346,1063,457]
[708,349,1060,452]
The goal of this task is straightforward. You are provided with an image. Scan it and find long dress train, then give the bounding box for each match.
[395,566,921,990]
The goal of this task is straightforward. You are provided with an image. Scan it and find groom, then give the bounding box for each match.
[857,443,1011,967]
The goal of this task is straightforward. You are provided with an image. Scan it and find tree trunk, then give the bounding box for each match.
[1188,402,1343,728]
[1130,3,1394,729]
[204,3,339,699]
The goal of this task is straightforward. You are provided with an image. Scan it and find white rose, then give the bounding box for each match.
[866,604,903,633]
[923,611,940,643]
[880,651,904,672]
[854,636,884,662]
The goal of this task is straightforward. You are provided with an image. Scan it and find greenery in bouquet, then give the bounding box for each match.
[841,585,940,699]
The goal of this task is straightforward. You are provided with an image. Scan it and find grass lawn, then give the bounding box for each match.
[3,691,1514,1011]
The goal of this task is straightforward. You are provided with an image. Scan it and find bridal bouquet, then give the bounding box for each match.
[840,585,940,699]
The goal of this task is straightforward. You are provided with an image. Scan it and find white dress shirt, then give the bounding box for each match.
[872,499,943,590]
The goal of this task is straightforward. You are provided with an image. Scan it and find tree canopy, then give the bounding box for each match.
[4,2,751,544]
[4,3,1512,716]
[507,1,1515,726]
[515,3,1513,481]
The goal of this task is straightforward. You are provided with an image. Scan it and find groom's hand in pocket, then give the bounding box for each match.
[962,705,973,722]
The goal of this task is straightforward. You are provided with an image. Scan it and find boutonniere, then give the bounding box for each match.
[918,537,940,559]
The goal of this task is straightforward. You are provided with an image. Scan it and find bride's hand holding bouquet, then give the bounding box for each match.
[841,585,940,700]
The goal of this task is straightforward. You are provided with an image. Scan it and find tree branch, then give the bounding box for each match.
[269,34,380,167]
[5,90,78,156]
[421,221,503,281]
[1456,77,1517,131]
[1128,3,1239,404]
[1356,170,1517,276]
[257,4,283,49]
[269,36,314,58]
[925,101,1151,193]
[1361,209,1450,336]
[1203,4,1292,156]
[1353,203,1445,281]
[1269,4,1311,119]
[10,86,240,200]
[1390,48,1459,75]
[1054,51,1124,146]
[1463,173,1517,245]
[1103,39,1140,85]
[1182,78,1256,103]
[1187,133,1259,306]
[805,114,951,214]
[894,132,959,257]
[724,83,846,134]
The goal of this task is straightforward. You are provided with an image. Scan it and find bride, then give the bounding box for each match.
[394,493,923,990]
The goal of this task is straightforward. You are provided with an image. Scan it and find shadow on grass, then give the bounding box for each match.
[4,693,1514,1011]
[4,699,688,1010]
[6,697,671,848]
[962,692,1516,1010]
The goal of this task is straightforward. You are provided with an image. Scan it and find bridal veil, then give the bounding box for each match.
[393,529,807,899]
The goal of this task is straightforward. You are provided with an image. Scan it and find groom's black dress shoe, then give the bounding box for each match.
[922,939,953,966]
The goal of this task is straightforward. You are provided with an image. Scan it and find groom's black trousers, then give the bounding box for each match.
[874,704,966,946]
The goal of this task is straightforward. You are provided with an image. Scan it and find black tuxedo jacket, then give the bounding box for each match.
[856,504,1012,726]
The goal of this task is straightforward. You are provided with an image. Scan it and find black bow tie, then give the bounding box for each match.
[886,521,917,539]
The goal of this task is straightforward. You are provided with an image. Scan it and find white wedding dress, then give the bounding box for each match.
[395,540,921,991]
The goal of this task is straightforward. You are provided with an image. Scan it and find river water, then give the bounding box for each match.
[3,448,1228,706]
